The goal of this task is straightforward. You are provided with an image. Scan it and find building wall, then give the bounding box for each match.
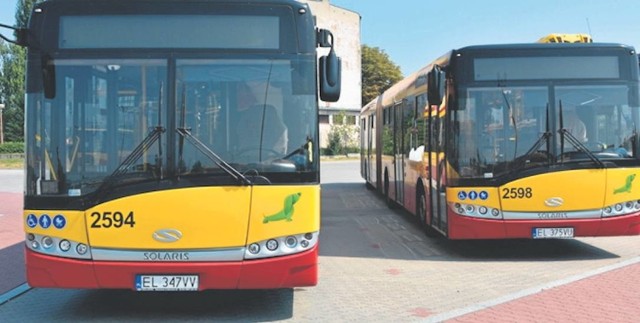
[301,0,361,148]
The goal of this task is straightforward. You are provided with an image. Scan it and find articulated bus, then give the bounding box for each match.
[361,43,640,239]
[3,0,341,290]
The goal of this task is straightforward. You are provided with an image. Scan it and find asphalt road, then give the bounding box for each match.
[0,161,639,322]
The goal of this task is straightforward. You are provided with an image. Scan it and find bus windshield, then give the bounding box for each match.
[25,57,318,196]
[453,84,639,179]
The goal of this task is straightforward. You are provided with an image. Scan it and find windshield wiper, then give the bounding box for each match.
[176,128,251,185]
[511,104,553,171]
[501,89,518,164]
[92,124,165,201]
[93,86,166,201]
[177,87,251,185]
[558,100,605,168]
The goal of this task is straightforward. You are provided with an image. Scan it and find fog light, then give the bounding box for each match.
[59,239,71,252]
[248,243,260,254]
[300,240,309,248]
[266,239,278,251]
[42,236,54,249]
[31,241,40,249]
[27,233,35,241]
[285,236,297,248]
[304,233,313,240]
[76,243,88,255]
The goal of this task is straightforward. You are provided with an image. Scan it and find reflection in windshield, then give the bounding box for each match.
[175,58,317,173]
[452,85,639,179]
[25,58,318,197]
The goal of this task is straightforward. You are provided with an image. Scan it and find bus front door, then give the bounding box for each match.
[427,111,447,235]
[394,103,404,205]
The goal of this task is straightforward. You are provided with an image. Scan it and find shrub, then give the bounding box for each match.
[0,142,24,154]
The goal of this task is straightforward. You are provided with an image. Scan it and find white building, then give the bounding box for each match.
[302,0,361,148]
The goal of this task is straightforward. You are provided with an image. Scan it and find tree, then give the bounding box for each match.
[361,45,403,105]
[0,0,42,142]
[326,111,359,156]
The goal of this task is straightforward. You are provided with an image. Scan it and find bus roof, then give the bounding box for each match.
[455,42,635,53]
[42,0,306,4]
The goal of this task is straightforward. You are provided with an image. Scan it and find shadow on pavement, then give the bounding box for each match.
[0,243,25,295]
[0,288,294,321]
[319,182,620,262]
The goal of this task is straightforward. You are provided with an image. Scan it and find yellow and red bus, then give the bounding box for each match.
[361,43,640,239]
[10,0,340,290]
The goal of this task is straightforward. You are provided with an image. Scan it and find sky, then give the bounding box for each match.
[1,0,640,76]
[331,0,640,76]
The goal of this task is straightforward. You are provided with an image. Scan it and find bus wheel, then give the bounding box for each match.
[417,185,438,238]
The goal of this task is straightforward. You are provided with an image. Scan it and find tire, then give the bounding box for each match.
[417,185,438,238]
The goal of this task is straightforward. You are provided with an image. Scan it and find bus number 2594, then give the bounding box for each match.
[90,211,136,228]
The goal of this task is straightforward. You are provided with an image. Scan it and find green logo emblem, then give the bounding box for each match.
[263,193,302,223]
[613,174,636,194]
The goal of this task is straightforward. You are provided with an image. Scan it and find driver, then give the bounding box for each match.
[563,105,587,143]
[235,82,288,159]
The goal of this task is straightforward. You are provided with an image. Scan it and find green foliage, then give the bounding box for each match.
[361,45,403,105]
[0,141,24,153]
[0,0,43,142]
[325,111,359,156]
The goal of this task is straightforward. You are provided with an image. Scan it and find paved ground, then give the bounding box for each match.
[0,164,639,321]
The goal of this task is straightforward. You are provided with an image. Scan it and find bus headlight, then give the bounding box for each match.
[42,236,54,249]
[244,232,319,259]
[25,233,92,259]
[59,239,71,252]
[603,199,640,217]
[285,236,297,248]
[450,202,502,219]
[266,239,279,251]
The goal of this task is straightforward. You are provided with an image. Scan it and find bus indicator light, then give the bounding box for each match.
[248,243,260,254]
[76,243,88,255]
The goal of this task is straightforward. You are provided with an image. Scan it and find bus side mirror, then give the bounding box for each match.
[427,65,444,106]
[317,29,341,102]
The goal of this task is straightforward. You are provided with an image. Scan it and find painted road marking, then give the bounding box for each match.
[0,283,31,305]
[422,256,640,323]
